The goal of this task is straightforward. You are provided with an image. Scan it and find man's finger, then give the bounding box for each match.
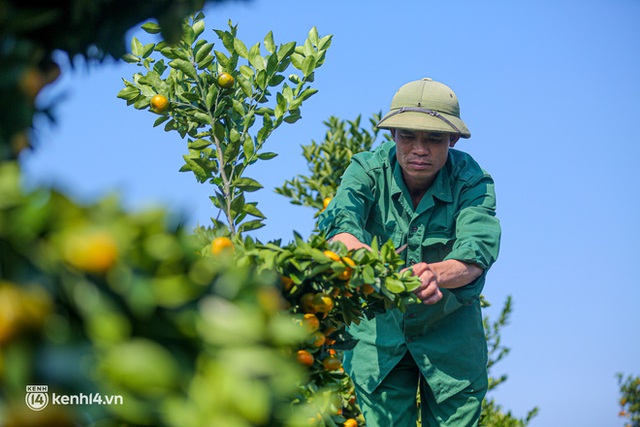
[411,262,430,277]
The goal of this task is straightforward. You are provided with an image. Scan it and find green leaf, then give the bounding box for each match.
[153,60,167,75]
[178,91,201,102]
[193,111,211,125]
[299,87,318,101]
[301,55,317,77]
[233,177,263,192]
[308,27,319,45]
[243,138,255,160]
[168,59,197,79]
[318,34,333,51]
[249,43,266,70]
[182,25,195,45]
[234,38,249,58]
[291,52,304,70]
[266,52,279,75]
[268,74,285,87]
[238,219,265,232]
[193,19,205,39]
[264,31,276,54]
[302,38,315,56]
[197,55,214,70]
[182,157,208,182]
[283,114,301,124]
[206,87,217,110]
[277,42,296,61]
[188,139,212,150]
[256,69,267,90]
[131,37,143,56]
[153,115,170,127]
[122,53,139,64]
[239,65,254,79]
[257,152,278,160]
[230,128,241,143]
[141,43,155,59]
[243,203,265,219]
[232,99,246,116]
[196,43,214,63]
[385,277,406,294]
[117,86,140,101]
[142,22,161,34]
[236,75,253,98]
[214,50,230,68]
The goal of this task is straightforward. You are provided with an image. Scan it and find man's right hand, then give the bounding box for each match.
[328,233,372,251]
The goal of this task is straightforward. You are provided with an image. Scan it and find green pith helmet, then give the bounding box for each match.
[377,77,471,139]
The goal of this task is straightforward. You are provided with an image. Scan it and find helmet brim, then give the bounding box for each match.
[377,109,471,139]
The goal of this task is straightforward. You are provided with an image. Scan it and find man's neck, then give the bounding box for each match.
[403,173,435,209]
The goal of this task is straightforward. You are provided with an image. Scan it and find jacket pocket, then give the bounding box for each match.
[421,234,455,264]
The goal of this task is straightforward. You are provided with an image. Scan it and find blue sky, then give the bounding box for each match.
[22,0,640,425]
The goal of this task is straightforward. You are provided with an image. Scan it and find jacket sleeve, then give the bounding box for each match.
[445,171,502,304]
[317,155,376,244]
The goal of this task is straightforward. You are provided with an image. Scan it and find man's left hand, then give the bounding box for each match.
[405,262,443,305]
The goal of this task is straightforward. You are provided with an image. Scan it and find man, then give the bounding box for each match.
[318,77,501,426]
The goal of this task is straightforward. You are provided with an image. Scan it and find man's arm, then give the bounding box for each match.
[407,260,483,305]
[328,232,372,251]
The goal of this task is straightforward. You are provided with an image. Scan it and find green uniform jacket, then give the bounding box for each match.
[318,140,501,404]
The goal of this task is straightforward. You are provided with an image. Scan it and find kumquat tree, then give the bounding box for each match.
[1,2,539,426]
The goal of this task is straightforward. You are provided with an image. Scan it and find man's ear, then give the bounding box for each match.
[449,134,460,147]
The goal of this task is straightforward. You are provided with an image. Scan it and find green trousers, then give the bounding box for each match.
[353,351,486,427]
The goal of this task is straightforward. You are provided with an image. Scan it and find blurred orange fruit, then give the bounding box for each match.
[322,355,342,371]
[308,331,326,347]
[313,294,334,313]
[296,350,314,367]
[323,250,341,262]
[211,236,234,255]
[361,284,375,295]
[63,231,118,274]
[302,313,320,332]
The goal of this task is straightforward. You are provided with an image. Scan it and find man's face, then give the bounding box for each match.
[393,129,459,189]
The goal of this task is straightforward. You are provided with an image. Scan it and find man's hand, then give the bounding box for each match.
[328,233,372,251]
[406,262,443,305]
[403,259,484,304]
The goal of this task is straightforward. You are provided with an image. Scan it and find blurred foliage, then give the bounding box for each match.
[0,0,248,160]
[618,373,640,427]
[0,161,310,426]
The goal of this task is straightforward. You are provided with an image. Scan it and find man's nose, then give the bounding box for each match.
[414,140,432,155]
